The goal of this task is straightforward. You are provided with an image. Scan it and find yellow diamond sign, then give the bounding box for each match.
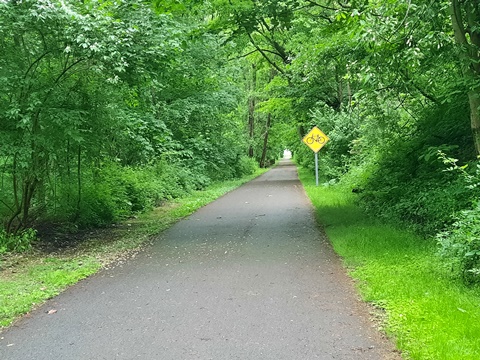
[302,126,329,153]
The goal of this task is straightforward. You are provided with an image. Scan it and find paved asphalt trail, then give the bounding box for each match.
[0,159,400,359]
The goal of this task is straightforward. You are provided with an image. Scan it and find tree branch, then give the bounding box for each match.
[23,52,50,80]
[386,0,412,42]
[304,0,338,11]
[247,32,285,74]
[260,18,272,33]
[399,69,438,103]
[228,49,259,61]
[306,13,334,23]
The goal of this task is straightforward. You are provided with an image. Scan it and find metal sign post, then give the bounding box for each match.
[302,126,330,186]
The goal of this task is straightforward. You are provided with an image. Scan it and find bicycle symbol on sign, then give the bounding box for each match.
[305,134,326,145]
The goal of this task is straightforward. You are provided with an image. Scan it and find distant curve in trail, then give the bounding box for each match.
[0,159,400,360]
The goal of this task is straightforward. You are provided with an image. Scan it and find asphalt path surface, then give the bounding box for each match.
[0,159,400,359]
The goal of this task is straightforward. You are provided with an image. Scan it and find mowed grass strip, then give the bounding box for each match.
[298,168,480,360]
[0,169,267,328]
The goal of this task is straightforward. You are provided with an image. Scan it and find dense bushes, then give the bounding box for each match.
[0,229,36,254]
[0,156,259,252]
[438,203,480,284]
[291,95,480,283]
[294,97,475,235]
[351,101,475,234]
[3,157,258,230]
[434,156,480,283]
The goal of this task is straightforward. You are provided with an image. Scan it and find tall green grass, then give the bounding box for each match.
[298,168,480,360]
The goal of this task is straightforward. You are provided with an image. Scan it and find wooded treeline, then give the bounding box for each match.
[0,0,269,249]
[2,0,480,281]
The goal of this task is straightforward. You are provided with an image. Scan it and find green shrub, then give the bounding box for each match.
[435,155,480,284]
[50,161,205,228]
[0,228,36,254]
[235,155,258,177]
[76,181,125,227]
[307,96,475,238]
[357,175,473,235]
[4,153,255,235]
[154,161,192,199]
[437,204,480,284]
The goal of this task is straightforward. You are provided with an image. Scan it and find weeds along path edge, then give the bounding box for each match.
[297,167,480,360]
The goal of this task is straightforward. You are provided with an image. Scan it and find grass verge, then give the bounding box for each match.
[298,167,480,360]
[0,169,267,328]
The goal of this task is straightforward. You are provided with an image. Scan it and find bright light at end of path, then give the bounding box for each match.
[283,149,292,159]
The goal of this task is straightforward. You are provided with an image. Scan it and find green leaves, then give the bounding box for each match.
[437,200,480,284]
[0,0,258,237]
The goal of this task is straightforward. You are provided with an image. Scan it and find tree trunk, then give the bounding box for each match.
[468,91,480,153]
[248,63,257,158]
[19,178,37,232]
[347,80,352,108]
[450,0,480,154]
[75,145,82,221]
[260,113,271,168]
[335,65,343,112]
